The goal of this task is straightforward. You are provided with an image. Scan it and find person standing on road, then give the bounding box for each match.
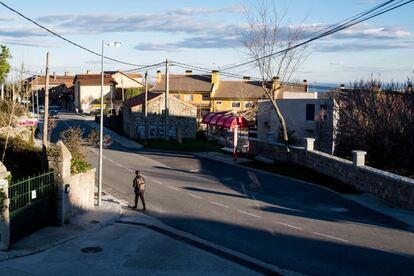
[133,170,146,210]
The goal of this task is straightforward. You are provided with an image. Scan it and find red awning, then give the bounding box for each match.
[202,111,227,124]
[216,115,230,127]
[209,114,225,125]
[202,112,249,129]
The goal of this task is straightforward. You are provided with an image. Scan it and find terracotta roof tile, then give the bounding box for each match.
[151,74,213,93]
[73,74,117,86]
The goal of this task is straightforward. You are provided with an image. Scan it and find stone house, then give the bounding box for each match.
[123,92,197,140]
[73,73,117,114]
[257,94,337,154]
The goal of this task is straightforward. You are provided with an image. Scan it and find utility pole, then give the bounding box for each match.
[164,59,169,140]
[144,70,148,145]
[36,77,39,120]
[1,83,4,101]
[42,52,50,169]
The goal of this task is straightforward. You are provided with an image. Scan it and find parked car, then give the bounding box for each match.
[49,110,59,119]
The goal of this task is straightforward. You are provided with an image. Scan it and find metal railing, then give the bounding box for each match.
[9,171,54,213]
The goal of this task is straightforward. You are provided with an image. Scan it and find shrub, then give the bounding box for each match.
[60,126,91,174]
[70,159,90,174]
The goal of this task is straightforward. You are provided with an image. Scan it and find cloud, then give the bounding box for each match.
[0,37,58,47]
[315,40,414,52]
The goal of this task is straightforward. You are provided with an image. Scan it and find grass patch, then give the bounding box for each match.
[141,138,220,152]
[240,160,361,194]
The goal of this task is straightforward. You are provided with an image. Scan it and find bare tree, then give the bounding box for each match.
[333,78,414,177]
[242,0,308,151]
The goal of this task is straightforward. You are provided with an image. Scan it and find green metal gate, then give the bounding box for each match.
[9,171,56,243]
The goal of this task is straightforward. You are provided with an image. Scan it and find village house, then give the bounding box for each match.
[73,72,117,114]
[152,70,310,125]
[123,92,197,140]
[256,93,337,154]
[26,72,75,109]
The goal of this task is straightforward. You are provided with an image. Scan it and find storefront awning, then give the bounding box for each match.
[202,112,249,129]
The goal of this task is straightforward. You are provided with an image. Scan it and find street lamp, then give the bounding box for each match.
[98,40,121,206]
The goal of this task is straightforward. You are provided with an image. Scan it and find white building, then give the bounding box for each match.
[257,92,337,154]
[73,73,117,114]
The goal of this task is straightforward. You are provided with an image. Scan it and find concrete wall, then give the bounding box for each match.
[257,98,336,154]
[249,138,414,211]
[48,141,95,225]
[112,72,142,88]
[60,168,95,222]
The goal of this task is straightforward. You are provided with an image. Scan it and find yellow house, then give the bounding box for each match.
[151,70,214,121]
[151,70,309,122]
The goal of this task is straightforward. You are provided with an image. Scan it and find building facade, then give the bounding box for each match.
[123,92,197,140]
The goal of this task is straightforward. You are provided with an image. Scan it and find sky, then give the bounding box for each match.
[1,0,413,84]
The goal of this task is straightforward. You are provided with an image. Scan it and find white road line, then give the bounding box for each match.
[152,179,163,184]
[276,222,303,231]
[312,232,349,243]
[187,193,203,199]
[107,158,115,163]
[167,185,181,192]
[210,201,229,208]
[126,168,133,172]
[237,210,262,218]
[115,162,122,167]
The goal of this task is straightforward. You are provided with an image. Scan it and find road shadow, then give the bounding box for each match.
[141,214,414,276]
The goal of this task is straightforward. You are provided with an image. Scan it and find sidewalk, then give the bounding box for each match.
[0,194,122,261]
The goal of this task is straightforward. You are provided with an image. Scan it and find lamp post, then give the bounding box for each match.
[98,40,121,206]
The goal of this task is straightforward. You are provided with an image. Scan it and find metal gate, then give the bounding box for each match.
[9,171,56,243]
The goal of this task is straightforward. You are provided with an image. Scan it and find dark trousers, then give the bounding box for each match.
[134,191,146,210]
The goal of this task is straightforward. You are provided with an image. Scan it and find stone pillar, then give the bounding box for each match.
[176,127,182,144]
[47,141,72,225]
[352,150,367,167]
[0,162,10,250]
[305,138,315,151]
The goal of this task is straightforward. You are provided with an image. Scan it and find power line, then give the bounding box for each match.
[221,0,413,71]
[0,1,149,67]
[219,0,398,70]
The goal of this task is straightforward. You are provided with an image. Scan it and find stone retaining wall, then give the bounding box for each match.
[249,138,414,210]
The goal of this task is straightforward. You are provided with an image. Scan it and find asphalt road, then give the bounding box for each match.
[52,112,414,276]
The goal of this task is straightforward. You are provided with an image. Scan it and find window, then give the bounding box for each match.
[319,104,328,121]
[183,95,193,102]
[245,102,254,108]
[306,104,315,121]
[216,101,222,105]
[202,94,210,100]
[232,102,241,108]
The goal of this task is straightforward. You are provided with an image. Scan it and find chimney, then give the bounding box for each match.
[303,79,308,92]
[185,70,192,76]
[243,76,250,81]
[86,70,91,74]
[53,72,57,80]
[64,71,70,76]
[406,83,413,93]
[272,76,280,91]
[156,70,162,83]
[211,70,220,89]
